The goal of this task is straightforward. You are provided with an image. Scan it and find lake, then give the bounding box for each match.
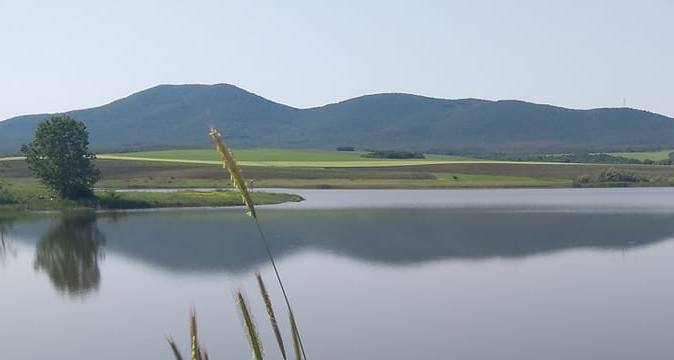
[2,188,674,359]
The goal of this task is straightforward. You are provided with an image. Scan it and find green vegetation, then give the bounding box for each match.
[169,274,305,360]
[478,152,644,164]
[610,149,674,162]
[573,168,657,187]
[96,189,302,209]
[103,148,470,164]
[21,115,100,199]
[165,127,308,360]
[3,150,674,192]
[0,166,15,205]
[433,172,569,187]
[362,150,426,159]
[0,179,301,211]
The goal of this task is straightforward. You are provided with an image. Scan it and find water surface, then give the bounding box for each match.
[2,188,674,359]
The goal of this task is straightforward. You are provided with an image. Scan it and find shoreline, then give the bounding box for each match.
[0,189,304,213]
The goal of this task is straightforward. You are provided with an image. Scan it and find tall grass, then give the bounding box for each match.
[209,128,307,359]
[256,272,287,360]
[237,291,264,360]
[167,129,308,359]
[167,274,305,360]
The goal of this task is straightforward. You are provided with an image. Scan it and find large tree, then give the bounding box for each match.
[21,115,100,199]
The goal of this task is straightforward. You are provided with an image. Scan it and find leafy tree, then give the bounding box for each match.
[21,115,100,199]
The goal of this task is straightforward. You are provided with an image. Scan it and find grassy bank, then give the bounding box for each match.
[0,179,302,212]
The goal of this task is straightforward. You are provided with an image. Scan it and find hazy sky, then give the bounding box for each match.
[1,0,672,120]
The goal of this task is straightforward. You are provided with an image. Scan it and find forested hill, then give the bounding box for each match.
[1,83,672,155]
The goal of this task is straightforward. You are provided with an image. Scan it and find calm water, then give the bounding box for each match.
[2,188,674,359]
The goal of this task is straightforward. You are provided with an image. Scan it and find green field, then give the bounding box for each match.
[3,147,674,193]
[100,148,474,167]
[432,172,568,187]
[610,149,673,161]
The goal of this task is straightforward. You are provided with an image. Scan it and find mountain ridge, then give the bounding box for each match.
[1,83,672,155]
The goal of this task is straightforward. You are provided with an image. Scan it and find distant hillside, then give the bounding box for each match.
[1,83,673,155]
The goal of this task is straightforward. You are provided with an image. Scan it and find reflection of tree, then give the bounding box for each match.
[0,216,17,263]
[0,227,8,261]
[34,212,105,296]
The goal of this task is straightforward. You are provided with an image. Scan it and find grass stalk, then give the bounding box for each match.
[237,291,264,360]
[289,311,302,360]
[167,336,184,360]
[256,272,287,360]
[210,127,308,359]
[191,310,203,360]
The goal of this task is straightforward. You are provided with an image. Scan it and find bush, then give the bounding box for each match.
[596,168,644,183]
[336,146,355,151]
[0,165,16,205]
[573,168,650,187]
[0,183,16,205]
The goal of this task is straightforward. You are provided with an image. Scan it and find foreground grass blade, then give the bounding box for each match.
[167,336,184,360]
[191,310,203,360]
[257,272,287,360]
[290,311,303,360]
[208,128,256,218]
[209,128,308,358]
[237,291,264,360]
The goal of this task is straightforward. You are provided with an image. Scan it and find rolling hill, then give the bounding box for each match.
[1,83,673,155]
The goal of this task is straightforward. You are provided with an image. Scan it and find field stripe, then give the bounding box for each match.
[95,155,596,168]
[0,157,24,161]
[2,154,596,168]
[97,155,221,165]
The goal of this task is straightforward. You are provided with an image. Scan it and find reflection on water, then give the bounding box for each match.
[0,216,17,263]
[33,213,105,296]
[95,209,674,273]
[3,188,674,360]
[3,207,674,292]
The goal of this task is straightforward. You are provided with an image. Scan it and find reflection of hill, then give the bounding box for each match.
[92,209,674,272]
[8,209,674,276]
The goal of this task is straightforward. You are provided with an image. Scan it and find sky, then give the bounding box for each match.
[0,0,672,120]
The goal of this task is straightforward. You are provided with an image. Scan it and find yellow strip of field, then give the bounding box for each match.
[95,155,592,168]
[1,154,595,168]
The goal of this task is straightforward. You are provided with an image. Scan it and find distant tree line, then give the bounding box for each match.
[470,152,674,165]
[361,150,426,159]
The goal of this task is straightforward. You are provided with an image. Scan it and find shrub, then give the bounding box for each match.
[0,185,14,205]
[574,168,650,187]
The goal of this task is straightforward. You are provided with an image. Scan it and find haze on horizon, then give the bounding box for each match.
[1,0,672,121]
